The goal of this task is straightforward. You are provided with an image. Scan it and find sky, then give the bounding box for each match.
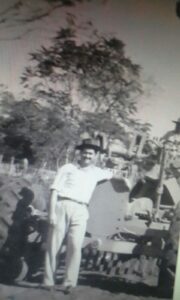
[0,0,180,137]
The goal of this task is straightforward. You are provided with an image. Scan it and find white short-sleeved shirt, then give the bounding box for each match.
[51,163,113,204]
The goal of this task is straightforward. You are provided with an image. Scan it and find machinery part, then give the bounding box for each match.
[81,247,160,286]
[0,255,28,283]
[158,200,180,292]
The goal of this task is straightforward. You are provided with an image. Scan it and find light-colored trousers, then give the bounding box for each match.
[44,201,89,287]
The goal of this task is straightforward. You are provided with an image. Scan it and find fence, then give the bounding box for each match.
[0,159,56,185]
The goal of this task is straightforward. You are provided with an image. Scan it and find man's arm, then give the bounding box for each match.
[97,167,132,190]
[48,164,69,225]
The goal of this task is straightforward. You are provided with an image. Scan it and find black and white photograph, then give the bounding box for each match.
[0,1,180,299]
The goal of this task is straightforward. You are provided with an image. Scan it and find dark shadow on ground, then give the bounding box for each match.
[0,270,173,299]
[78,274,173,299]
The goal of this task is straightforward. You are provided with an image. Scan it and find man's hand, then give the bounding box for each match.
[112,171,132,190]
[152,209,161,222]
[112,169,123,180]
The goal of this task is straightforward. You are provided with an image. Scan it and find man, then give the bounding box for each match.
[44,138,119,293]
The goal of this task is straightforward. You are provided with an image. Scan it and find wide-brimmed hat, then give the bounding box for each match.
[173,117,180,123]
[75,138,102,152]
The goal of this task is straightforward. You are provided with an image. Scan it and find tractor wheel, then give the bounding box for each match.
[0,175,48,283]
[0,177,30,283]
[0,175,36,251]
[0,178,23,250]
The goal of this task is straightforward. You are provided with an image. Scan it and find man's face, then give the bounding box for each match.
[80,148,98,167]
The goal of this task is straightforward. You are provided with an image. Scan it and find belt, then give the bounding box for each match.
[57,196,89,207]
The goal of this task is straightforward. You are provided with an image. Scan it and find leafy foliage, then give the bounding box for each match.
[0,100,80,167]
[22,28,143,125]
[0,28,151,167]
[0,85,15,118]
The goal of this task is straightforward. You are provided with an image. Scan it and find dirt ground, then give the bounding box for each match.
[0,282,172,300]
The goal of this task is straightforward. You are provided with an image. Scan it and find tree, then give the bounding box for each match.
[22,27,145,129]
[0,85,15,118]
[0,85,16,151]
[23,28,142,114]
[0,26,151,167]
[0,99,80,167]
[0,0,93,40]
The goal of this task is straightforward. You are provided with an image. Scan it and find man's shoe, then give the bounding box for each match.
[63,285,75,295]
